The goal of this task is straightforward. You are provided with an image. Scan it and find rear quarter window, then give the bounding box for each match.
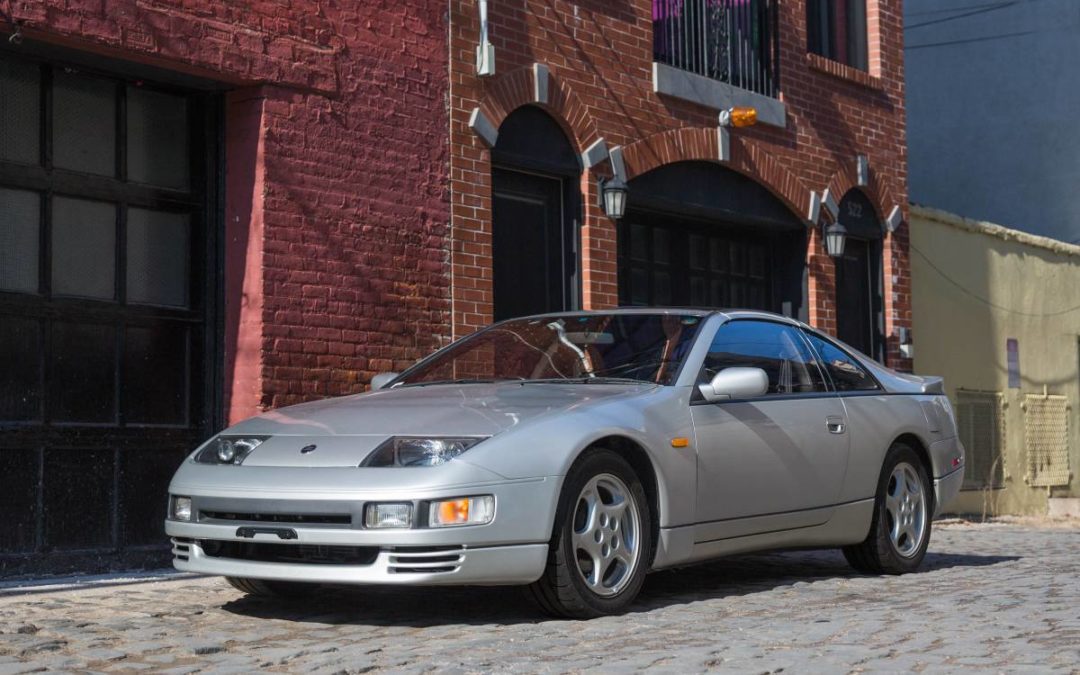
[804,332,880,392]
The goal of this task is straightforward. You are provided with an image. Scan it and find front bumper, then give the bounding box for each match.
[164,473,559,586]
[170,538,548,586]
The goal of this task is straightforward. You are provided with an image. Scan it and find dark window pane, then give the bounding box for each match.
[53,71,116,176]
[630,224,649,261]
[710,238,728,272]
[126,208,190,308]
[700,321,826,394]
[710,279,727,307]
[690,276,706,305]
[630,267,648,305]
[653,228,670,264]
[0,187,40,293]
[44,448,114,550]
[0,316,42,421]
[805,332,879,391]
[51,196,116,300]
[127,87,190,190]
[0,449,39,553]
[121,448,186,545]
[729,241,747,275]
[50,322,116,423]
[689,234,706,270]
[123,324,188,425]
[0,59,40,165]
[748,244,767,279]
[653,271,671,304]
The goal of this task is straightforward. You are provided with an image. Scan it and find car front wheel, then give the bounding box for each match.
[843,442,933,574]
[526,449,652,618]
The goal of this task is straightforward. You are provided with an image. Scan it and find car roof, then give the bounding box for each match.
[511,307,808,328]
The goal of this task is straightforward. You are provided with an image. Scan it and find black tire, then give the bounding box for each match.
[525,449,652,618]
[843,442,934,574]
[225,576,314,598]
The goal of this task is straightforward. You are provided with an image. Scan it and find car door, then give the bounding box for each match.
[690,320,850,543]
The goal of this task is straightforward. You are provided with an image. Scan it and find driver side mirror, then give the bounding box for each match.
[698,367,769,403]
[370,372,400,391]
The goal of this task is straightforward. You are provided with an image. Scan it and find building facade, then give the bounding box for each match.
[911,206,1080,517]
[1,0,908,576]
[906,0,1080,245]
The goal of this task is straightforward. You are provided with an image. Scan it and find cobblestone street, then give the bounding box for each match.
[1,520,1077,673]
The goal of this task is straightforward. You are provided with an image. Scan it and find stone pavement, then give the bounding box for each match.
[1,520,1078,673]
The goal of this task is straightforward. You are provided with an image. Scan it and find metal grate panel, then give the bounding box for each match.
[956,391,1005,490]
[1024,395,1071,487]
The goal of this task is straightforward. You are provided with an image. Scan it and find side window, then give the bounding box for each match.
[804,332,879,391]
[699,321,827,395]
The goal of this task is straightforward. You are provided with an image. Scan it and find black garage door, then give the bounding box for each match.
[0,52,219,576]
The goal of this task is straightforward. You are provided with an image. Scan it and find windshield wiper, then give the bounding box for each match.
[396,377,525,388]
[522,376,649,385]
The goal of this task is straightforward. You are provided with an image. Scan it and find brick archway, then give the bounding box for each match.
[619,127,815,221]
[476,65,603,155]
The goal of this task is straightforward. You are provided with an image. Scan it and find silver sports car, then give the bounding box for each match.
[166,309,964,618]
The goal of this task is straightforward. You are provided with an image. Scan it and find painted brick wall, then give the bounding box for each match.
[7,0,453,421]
[449,0,911,369]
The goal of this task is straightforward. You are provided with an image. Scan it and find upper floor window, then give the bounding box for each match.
[807,0,869,71]
[653,0,779,97]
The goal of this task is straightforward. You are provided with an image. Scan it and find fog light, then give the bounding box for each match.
[172,496,192,522]
[364,503,413,529]
[429,496,494,528]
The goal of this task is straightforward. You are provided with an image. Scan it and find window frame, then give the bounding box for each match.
[801,328,883,394]
[690,318,834,404]
[806,0,870,72]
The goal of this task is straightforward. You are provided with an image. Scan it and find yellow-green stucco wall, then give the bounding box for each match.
[911,206,1080,516]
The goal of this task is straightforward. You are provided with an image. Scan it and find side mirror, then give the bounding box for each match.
[370,372,400,391]
[698,367,769,403]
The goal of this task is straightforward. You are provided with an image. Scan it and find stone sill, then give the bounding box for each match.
[806,53,884,90]
[652,62,787,128]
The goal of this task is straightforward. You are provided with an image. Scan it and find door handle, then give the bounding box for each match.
[826,416,846,434]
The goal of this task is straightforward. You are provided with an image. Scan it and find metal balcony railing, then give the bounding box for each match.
[653,0,779,97]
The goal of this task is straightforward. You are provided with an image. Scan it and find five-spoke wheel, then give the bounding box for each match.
[843,442,933,574]
[527,449,651,618]
[570,473,642,597]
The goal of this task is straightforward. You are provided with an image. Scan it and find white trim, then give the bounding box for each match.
[652,62,786,128]
[468,108,498,148]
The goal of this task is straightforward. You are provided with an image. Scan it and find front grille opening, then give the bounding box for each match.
[199,540,378,565]
[172,537,192,562]
[389,566,457,574]
[200,511,352,525]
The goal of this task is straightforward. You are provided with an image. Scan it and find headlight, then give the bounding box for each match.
[364,503,413,529]
[193,436,268,465]
[361,437,487,467]
[429,496,494,527]
[171,496,192,521]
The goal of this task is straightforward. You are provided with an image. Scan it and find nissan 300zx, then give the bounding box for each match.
[166,309,964,618]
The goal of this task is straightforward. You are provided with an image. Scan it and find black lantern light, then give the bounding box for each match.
[824,222,848,258]
[600,175,629,220]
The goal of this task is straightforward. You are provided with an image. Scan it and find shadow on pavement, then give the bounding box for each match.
[218,548,1020,626]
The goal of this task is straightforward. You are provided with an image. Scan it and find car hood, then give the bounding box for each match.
[220,382,655,467]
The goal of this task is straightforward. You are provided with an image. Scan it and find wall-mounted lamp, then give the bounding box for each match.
[600,175,629,220]
[823,222,848,258]
[718,107,758,128]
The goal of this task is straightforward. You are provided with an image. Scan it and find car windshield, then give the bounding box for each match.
[395,313,704,386]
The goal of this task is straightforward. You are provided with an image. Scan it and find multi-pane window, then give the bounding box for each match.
[807,0,869,71]
[0,54,215,571]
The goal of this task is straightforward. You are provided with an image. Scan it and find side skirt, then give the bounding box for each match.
[651,498,875,570]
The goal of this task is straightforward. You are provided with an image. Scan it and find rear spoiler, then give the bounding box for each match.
[861,360,945,395]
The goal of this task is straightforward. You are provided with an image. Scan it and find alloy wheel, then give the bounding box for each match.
[884,461,927,558]
[570,473,642,597]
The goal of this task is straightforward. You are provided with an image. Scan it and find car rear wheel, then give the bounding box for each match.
[843,442,933,574]
[225,577,314,598]
[526,449,652,618]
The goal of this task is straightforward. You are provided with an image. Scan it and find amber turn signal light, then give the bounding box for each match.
[720,107,758,128]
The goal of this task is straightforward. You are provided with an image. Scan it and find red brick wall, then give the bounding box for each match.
[449,0,911,368]
[8,0,454,420]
